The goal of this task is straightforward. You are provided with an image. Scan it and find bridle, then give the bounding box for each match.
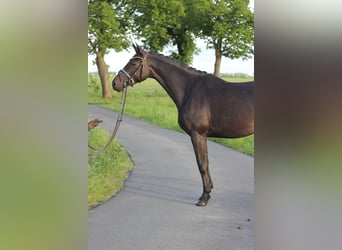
[118,55,146,87]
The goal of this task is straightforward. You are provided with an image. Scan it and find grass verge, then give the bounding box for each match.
[88,127,133,209]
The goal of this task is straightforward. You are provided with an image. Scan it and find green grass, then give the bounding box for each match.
[88,127,133,209]
[88,74,254,155]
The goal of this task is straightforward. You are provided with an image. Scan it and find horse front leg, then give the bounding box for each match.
[190,131,213,206]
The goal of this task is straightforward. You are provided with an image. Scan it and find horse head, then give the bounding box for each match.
[112,43,149,91]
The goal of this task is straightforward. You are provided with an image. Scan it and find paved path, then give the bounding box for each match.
[88,105,254,250]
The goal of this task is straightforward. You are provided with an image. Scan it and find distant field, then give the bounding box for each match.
[88,74,254,155]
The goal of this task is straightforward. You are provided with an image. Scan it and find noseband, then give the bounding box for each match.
[118,55,145,87]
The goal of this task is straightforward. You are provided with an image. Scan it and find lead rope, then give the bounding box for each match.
[88,86,128,157]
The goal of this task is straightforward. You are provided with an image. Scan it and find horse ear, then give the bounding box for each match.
[132,43,138,52]
[134,43,146,56]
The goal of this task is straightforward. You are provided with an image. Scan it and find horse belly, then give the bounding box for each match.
[208,106,254,138]
[208,119,254,138]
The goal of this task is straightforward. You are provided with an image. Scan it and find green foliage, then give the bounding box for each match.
[199,0,254,60]
[129,0,200,64]
[88,72,101,93]
[88,127,133,209]
[88,0,131,98]
[133,0,184,61]
[131,0,185,51]
[88,0,254,72]
[88,0,130,55]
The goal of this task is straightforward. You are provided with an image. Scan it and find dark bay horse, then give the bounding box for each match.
[113,44,254,206]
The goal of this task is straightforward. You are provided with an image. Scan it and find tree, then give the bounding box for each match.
[198,0,254,76]
[88,0,130,99]
[130,0,198,64]
[167,24,199,65]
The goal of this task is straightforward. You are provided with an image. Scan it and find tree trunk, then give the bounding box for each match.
[213,42,222,77]
[96,51,112,99]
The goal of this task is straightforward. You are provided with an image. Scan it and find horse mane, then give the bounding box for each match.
[148,51,208,75]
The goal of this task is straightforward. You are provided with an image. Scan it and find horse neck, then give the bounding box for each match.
[147,54,190,107]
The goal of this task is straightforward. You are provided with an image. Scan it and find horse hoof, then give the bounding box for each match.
[196,200,208,206]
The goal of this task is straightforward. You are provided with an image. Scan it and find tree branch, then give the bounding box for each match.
[88,38,97,52]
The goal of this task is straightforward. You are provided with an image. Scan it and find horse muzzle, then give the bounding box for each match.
[112,77,126,92]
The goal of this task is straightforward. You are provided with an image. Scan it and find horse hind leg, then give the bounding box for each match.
[190,131,213,206]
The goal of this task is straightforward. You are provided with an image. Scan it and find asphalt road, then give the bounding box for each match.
[88,104,254,250]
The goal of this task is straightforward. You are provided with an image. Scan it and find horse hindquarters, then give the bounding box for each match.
[190,130,213,206]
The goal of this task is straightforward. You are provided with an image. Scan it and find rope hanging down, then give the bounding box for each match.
[88,87,128,157]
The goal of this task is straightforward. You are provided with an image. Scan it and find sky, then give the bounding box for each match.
[88,1,254,76]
